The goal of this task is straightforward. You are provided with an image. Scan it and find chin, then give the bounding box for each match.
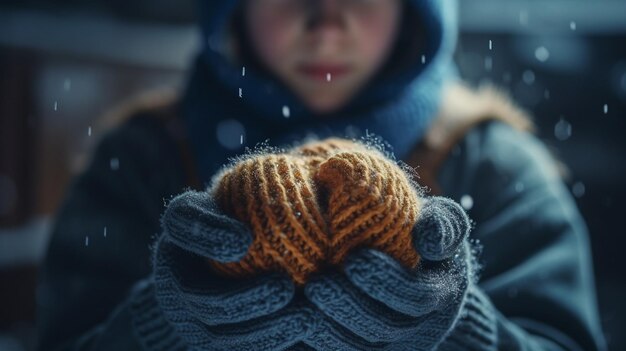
[304,96,346,115]
[285,72,359,115]
[297,88,354,115]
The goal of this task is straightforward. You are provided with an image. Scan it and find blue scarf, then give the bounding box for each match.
[183,0,459,187]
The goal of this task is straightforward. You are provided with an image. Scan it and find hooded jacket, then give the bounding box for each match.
[182,0,457,185]
[36,0,606,350]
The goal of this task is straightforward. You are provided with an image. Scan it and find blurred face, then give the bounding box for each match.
[245,0,402,114]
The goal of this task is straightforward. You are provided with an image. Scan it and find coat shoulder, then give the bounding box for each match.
[425,80,535,150]
[407,81,538,195]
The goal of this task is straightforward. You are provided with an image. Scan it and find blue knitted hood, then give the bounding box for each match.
[184,0,459,185]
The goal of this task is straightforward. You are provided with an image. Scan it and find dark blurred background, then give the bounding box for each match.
[0,0,624,350]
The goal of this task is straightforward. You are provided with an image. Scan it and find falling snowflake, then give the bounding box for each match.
[572,182,585,198]
[554,117,572,141]
[535,46,550,62]
[216,119,245,150]
[519,10,528,26]
[485,56,493,72]
[522,70,535,85]
[460,195,473,210]
[282,105,291,118]
[110,158,120,170]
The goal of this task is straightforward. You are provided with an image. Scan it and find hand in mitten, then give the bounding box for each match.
[303,196,497,350]
[148,190,319,350]
[207,138,421,286]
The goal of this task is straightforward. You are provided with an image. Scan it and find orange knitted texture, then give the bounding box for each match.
[209,138,422,285]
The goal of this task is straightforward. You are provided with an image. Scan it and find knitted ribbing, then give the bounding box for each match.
[436,285,498,351]
[129,279,187,351]
[210,138,422,285]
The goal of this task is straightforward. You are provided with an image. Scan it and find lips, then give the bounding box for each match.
[297,63,351,81]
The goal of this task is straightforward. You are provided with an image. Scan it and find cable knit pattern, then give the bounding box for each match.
[144,190,320,350]
[302,197,498,350]
[129,280,187,351]
[437,285,498,351]
[209,138,422,285]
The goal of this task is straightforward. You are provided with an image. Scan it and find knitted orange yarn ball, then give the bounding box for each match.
[209,138,422,285]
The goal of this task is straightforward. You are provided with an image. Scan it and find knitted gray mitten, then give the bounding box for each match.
[303,197,498,350]
[130,190,319,351]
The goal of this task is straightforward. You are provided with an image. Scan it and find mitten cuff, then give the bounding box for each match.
[438,285,498,351]
[128,279,188,351]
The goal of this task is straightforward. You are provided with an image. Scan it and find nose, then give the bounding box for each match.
[306,0,346,31]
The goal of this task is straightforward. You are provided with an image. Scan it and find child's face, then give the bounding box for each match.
[245,0,402,114]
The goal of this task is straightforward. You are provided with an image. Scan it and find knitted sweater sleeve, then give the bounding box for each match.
[36,116,188,351]
[436,121,606,351]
